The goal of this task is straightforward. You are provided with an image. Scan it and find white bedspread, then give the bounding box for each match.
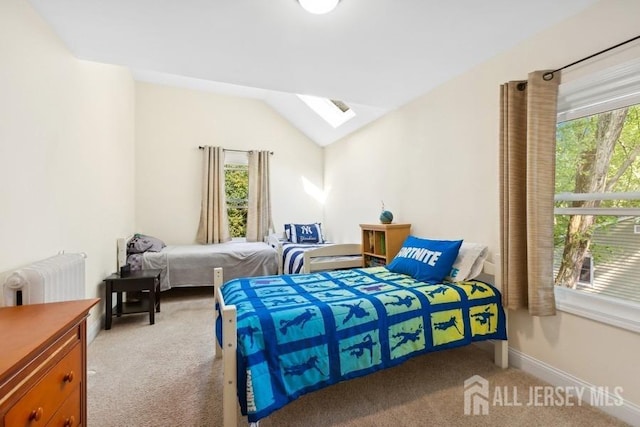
[143,242,278,290]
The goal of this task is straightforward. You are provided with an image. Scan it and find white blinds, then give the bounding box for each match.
[557,56,640,122]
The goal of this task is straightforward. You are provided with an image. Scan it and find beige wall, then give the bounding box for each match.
[0,0,135,334]
[325,0,640,407]
[3,0,638,411]
[134,82,324,244]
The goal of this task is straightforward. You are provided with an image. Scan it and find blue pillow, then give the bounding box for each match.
[285,223,324,244]
[386,236,463,284]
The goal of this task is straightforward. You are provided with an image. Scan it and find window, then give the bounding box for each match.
[578,254,593,287]
[297,94,356,128]
[554,105,640,301]
[553,57,640,332]
[224,152,249,239]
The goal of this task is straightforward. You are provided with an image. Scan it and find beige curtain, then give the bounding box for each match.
[246,150,274,242]
[196,146,231,244]
[499,71,559,316]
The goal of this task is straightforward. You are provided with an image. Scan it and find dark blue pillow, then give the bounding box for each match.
[285,223,324,244]
[386,236,463,284]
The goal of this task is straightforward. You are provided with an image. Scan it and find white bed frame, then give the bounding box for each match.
[213,259,509,427]
[116,236,133,271]
[302,243,363,273]
[266,233,363,274]
[265,233,287,274]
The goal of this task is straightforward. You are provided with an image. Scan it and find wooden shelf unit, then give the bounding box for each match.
[360,223,411,267]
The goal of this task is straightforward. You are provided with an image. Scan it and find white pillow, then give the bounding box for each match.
[446,242,489,282]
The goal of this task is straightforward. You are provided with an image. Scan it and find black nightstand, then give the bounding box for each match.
[104,269,162,330]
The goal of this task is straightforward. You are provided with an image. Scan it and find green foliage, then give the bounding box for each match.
[556,105,640,198]
[555,117,596,194]
[225,164,249,238]
[555,105,640,271]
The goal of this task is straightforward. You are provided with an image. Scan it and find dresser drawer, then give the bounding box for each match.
[46,385,80,427]
[4,343,81,427]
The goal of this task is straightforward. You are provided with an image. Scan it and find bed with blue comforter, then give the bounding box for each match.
[218,266,507,423]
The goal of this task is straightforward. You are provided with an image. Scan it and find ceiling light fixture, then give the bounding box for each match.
[298,0,340,15]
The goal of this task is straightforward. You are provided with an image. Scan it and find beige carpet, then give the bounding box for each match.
[87,287,629,427]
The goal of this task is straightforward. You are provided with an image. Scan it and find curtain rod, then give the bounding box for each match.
[542,34,640,81]
[198,146,274,155]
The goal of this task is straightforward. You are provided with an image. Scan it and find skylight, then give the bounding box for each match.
[297,94,356,128]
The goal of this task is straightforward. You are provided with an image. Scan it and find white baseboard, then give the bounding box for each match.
[507,345,640,426]
[87,315,102,345]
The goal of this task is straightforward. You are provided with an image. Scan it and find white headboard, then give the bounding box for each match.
[116,235,133,270]
[480,257,501,291]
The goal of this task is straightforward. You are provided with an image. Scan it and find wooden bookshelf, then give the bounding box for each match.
[360,223,411,267]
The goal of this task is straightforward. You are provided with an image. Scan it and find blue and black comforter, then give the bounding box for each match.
[218,266,507,423]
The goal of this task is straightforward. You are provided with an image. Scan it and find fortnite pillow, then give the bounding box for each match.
[387,236,463,284]
[285,223,324,244]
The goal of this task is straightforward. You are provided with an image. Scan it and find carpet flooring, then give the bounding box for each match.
[87,287,629,427]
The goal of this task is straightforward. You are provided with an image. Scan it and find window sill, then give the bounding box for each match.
[554,286,640,334]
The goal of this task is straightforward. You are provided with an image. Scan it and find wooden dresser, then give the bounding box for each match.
[0,299,99,427]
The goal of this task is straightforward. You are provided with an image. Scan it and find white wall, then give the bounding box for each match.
[0,0,135,335]
[134,82,324,244]
[324,0,640,408]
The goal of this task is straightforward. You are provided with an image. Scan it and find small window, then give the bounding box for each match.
[578,254,593,287]
[224,152,249,239]
[297,94,356,128]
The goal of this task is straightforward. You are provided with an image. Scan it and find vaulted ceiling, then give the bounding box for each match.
[28,0,598,145]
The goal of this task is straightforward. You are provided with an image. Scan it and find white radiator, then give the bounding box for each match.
[2,253,86,306]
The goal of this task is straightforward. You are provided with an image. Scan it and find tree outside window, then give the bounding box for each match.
[554,104,640,302]
[225,163,249,238]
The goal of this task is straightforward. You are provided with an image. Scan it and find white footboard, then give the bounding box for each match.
[266,233,284,275]
[213,267,239,427]
[302,243,363,273]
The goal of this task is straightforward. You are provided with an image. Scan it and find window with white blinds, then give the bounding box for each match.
[553,57,640,332]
